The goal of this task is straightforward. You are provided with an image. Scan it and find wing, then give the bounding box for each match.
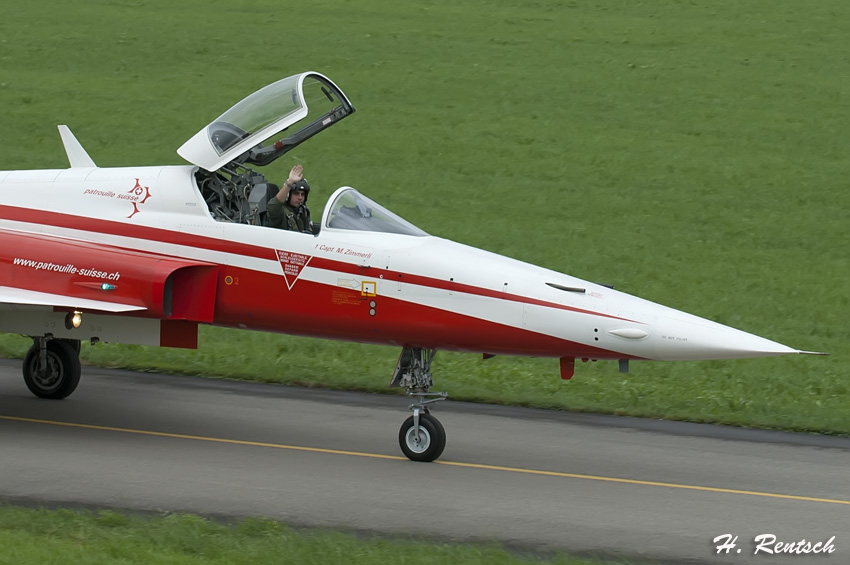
[0,285,144,312]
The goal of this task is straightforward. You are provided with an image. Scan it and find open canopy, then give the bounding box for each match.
[177,72,354,172]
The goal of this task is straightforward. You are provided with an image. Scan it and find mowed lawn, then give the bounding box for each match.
[0,506,621,565]
[0,0,847,435]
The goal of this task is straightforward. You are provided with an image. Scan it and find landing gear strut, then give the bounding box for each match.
[391,347,447,462]
[22,336,82,399]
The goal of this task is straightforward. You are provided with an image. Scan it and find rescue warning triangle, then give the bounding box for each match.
[276,250,312,290]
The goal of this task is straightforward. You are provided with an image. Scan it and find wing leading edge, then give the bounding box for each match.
[0,285,145,312]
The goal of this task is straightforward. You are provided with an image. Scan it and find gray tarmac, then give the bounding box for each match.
[1,358,848,564]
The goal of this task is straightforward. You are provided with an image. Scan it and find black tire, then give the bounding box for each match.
[59,338,82,355]
[23,340,82,399]
[398,413,446,462]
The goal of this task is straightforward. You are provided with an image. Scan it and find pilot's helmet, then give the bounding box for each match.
[287,179,311,204]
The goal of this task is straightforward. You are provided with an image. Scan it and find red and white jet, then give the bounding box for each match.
[0,72,823,461]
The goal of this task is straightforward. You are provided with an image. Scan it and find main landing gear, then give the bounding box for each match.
[391,347,448,462]
[22,336,82,399]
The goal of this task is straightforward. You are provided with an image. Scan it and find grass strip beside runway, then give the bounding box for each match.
[0,505,626,565]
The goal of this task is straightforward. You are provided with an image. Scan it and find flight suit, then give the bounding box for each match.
[267,198,313,233]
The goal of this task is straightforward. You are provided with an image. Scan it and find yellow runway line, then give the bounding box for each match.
[4,414,849,507]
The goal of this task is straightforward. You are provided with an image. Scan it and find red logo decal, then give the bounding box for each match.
[127,178,153,218]
[276,250,312,290]
[132,178,153,204]
[82,178,153,219]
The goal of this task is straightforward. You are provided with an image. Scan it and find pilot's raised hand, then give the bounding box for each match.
[286,165,303,187]
[274,164,305,203]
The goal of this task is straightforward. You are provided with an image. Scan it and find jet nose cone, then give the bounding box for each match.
[652,314,799,361]
[709,327,798,358]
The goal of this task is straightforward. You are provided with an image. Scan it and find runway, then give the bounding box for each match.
[1,358,847,564]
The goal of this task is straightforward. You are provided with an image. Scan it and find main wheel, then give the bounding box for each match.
[23,340,82,399]
[398,413,446,462]
[59,338,82,355]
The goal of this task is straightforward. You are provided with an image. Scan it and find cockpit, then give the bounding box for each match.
[176,73,427,237]
[177,72,358,228]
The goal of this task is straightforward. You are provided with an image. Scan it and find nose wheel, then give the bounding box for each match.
[391,347,448,462]
[399,410,446,462]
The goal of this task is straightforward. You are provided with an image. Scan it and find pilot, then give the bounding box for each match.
[267,164,316,234]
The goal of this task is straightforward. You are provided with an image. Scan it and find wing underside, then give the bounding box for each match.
[0,285,145,312]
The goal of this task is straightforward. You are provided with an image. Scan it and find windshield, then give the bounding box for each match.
[325,188,428,236]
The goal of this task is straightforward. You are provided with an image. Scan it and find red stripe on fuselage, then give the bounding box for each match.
[306,256,637,323]
[0,205,274,261]
[0,204,635,325]
[212,266,637,359]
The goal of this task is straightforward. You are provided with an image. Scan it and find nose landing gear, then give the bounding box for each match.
[391,347,448,462]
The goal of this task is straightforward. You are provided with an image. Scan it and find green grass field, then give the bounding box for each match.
[0,506,624,565]
[0,1,847,559]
